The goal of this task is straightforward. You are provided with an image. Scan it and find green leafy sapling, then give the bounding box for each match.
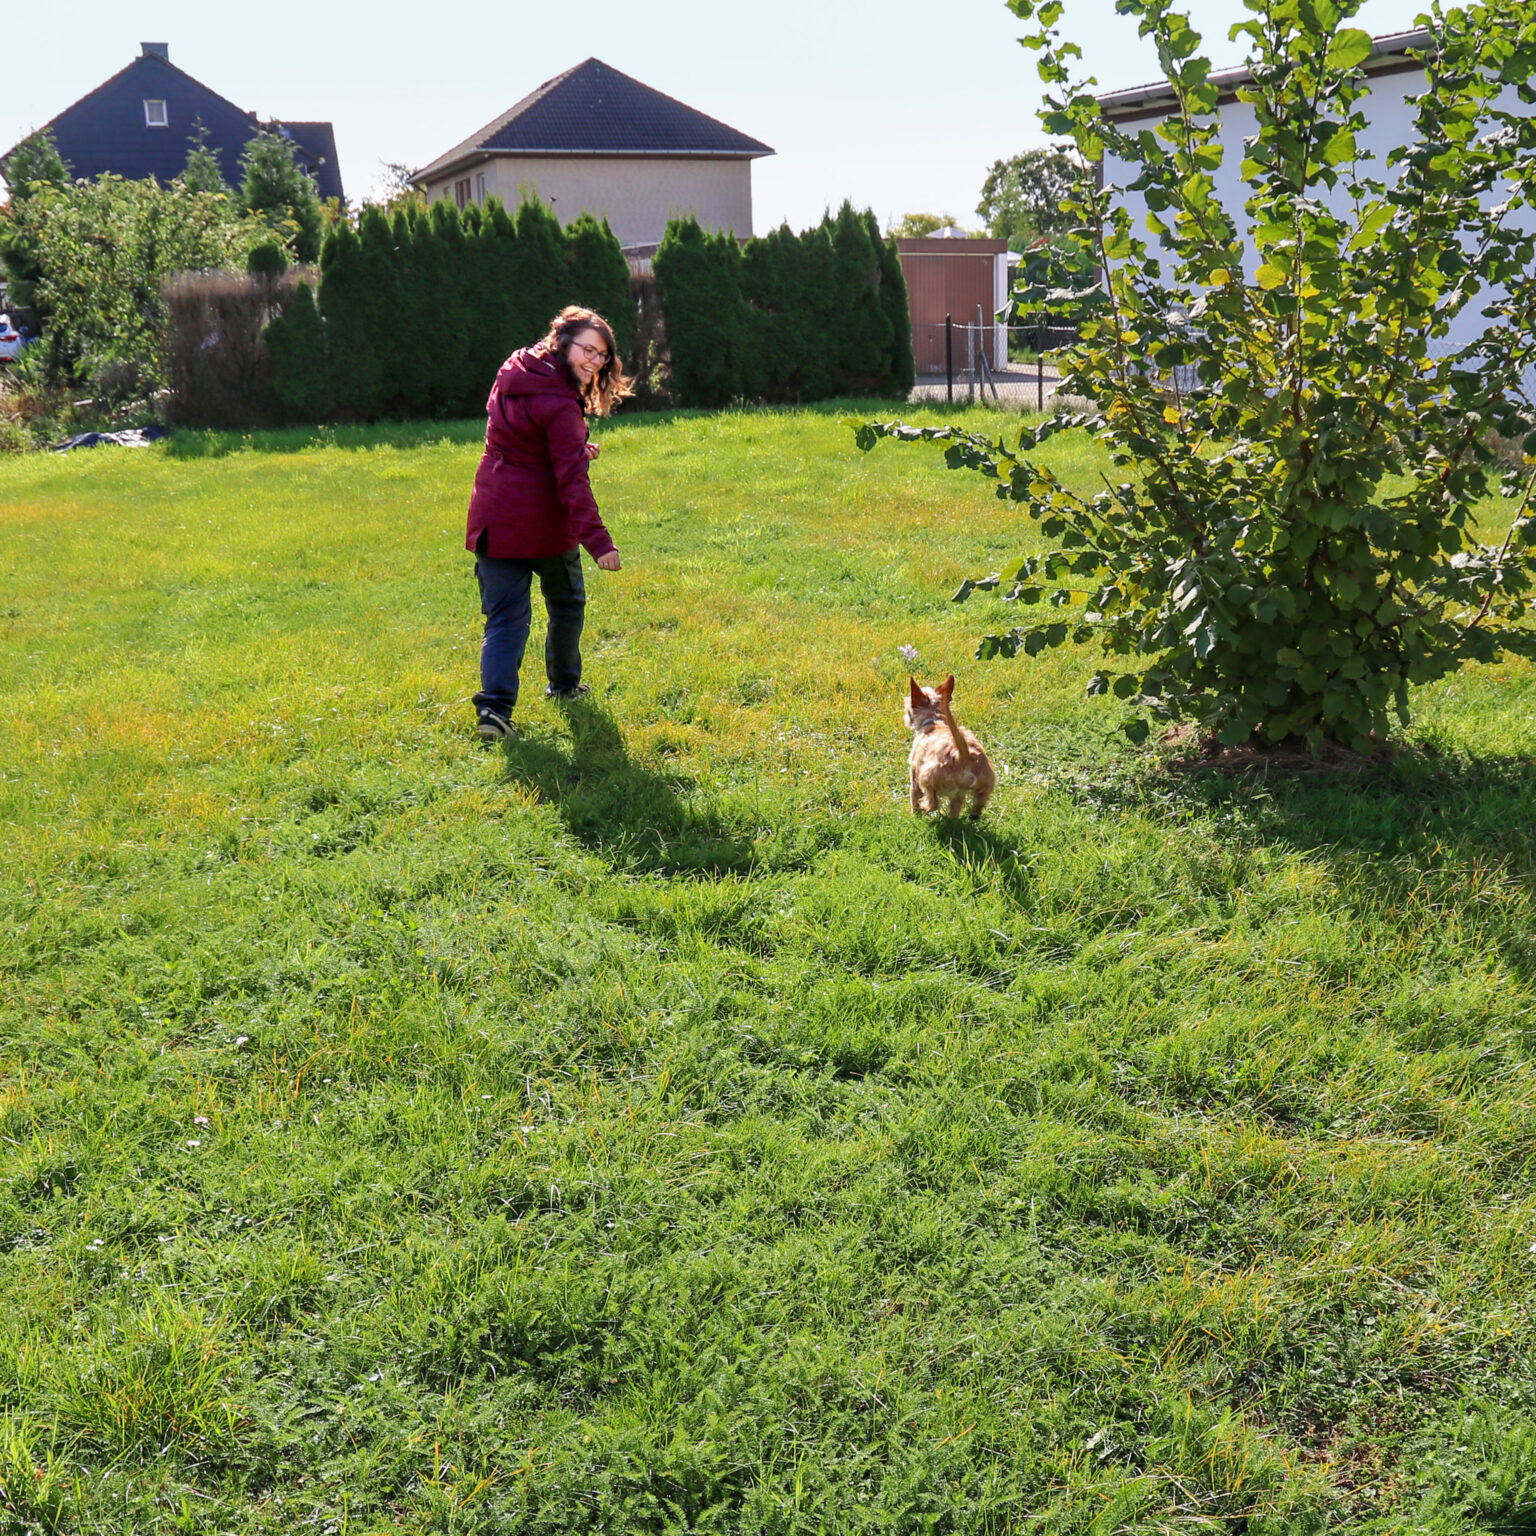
[857,0,1536,752]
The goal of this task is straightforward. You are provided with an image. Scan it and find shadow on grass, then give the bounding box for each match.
[499,699,759,876]
[930,816,1035,906]
[1165,747,1536,871]
[164,419,488,459]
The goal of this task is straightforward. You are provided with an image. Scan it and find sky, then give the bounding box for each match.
[3,0,1428,231]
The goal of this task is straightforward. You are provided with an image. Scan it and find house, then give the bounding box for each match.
[2,43,343,202]
[1095,28,1532,360]
[410,58,772,250]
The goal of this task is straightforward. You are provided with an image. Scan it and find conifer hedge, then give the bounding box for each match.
[265,195,631,424]
[655,202,914,407]
[263,195,915,422]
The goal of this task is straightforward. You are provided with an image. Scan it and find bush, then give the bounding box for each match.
[163,269,302,428]
[1,174,266,394]
[858,0,1536,754]
[653,218,746,409]
[656,205,914,408]
[240,127,324,264]
[263,280,331,423]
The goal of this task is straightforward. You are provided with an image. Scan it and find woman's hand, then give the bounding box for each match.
[584,443,601,461]
[596,550,622,571]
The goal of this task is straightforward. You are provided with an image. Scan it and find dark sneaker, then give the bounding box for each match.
[475,707,513,740]
[544,683,590,701]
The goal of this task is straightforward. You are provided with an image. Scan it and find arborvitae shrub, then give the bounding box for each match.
[829,202,895,393]
[564,213,633,356]
[388,209,433,418]
[318,220,381,418]
[428,199,476,414]
[875,220,916,395]
[656,207,914,407]
[654,218,746,408]
[356,205,406,416]
[467,197,519,388]
[265,280,332,422]
[510,198,568,348]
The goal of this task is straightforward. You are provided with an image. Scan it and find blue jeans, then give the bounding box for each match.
[473,550,586,716]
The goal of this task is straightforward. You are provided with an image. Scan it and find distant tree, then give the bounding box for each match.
[889,212,949,238]
[2,130,70,197]
[563,212,633,356]
[180,121,229,196]
[0,131,72,308]
[12,175,261,390]
[376,161,427,217]
[265,280,332,421]
[976,148,1077,249]
[830,202,895,392]
[240,127,324,262]
[654,217,746,408]
[317,218,380,416]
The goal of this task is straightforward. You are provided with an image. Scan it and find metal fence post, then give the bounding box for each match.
[945,314,953,405]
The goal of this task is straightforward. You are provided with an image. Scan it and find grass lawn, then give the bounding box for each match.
[3,403,1536,1535]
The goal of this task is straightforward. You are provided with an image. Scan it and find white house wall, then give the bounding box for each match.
[424,157,755,247]
[1102,71,1535,366]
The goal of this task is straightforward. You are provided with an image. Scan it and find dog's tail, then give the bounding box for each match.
[937,675,972,765]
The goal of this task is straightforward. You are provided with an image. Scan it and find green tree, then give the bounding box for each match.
[240,127,324,263]
[888,213,949,238]
[509,196,568,348]
[264,279,332,421]
[654,217,745,408]
[0,130,72,309]
[317,218,380,417]
[563,212,633,357]
[829,202,894,393]
[390,208,434,417]
[11,174,260,390]
[355,204,407,415]
[859,0,1536,755]
[873,217,916,395]
[976,148,1077,249]
[428,198,475,414]
[180,121,229,196]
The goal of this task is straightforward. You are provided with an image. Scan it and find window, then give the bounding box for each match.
[454,178,471,209]
[143,99,168,128]
[475,172,486,204]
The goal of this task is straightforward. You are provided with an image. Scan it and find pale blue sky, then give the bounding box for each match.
[4,0,1426,231]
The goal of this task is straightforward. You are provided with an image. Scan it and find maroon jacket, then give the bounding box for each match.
[465,346,615,560]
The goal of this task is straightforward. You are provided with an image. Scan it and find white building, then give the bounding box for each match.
[1096,28,1531,364]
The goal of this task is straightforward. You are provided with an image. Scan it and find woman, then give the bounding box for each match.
[466,305,630,740]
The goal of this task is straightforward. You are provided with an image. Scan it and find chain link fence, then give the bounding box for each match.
[909,319,1080,410]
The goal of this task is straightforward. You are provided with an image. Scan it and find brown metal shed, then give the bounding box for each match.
[895,237,1011,375]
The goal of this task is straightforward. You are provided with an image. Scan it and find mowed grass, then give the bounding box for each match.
[3,404,1536,1536]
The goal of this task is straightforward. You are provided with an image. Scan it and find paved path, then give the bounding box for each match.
[908,363,1062,408]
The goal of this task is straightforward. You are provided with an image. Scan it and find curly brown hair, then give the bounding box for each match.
[540,305,631,417]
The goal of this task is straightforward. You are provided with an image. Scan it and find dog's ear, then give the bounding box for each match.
[909,677,928,709]
[939,673,955,698]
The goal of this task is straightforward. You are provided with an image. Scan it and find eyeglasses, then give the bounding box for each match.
[570,340,609,363]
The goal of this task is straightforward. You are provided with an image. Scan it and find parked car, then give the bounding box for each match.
[0,315,24,363]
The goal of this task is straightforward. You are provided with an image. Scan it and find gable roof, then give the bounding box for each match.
[1097,27,1433,122]
[413,57,773,183]
[3,47,344,202]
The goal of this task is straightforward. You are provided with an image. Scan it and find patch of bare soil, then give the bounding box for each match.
[1161,723,1398,777]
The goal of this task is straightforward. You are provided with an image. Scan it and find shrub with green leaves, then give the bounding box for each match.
[240,127,324,264]
[859,0,1536,752]
[1,174,263,395]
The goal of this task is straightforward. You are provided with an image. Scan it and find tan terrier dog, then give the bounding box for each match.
[904,675,996,819]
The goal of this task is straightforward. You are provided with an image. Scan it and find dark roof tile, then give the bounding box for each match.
[415,58,772,181]
[3,51,344,202]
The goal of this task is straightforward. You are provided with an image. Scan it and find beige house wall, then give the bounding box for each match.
[422,156,754,246]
